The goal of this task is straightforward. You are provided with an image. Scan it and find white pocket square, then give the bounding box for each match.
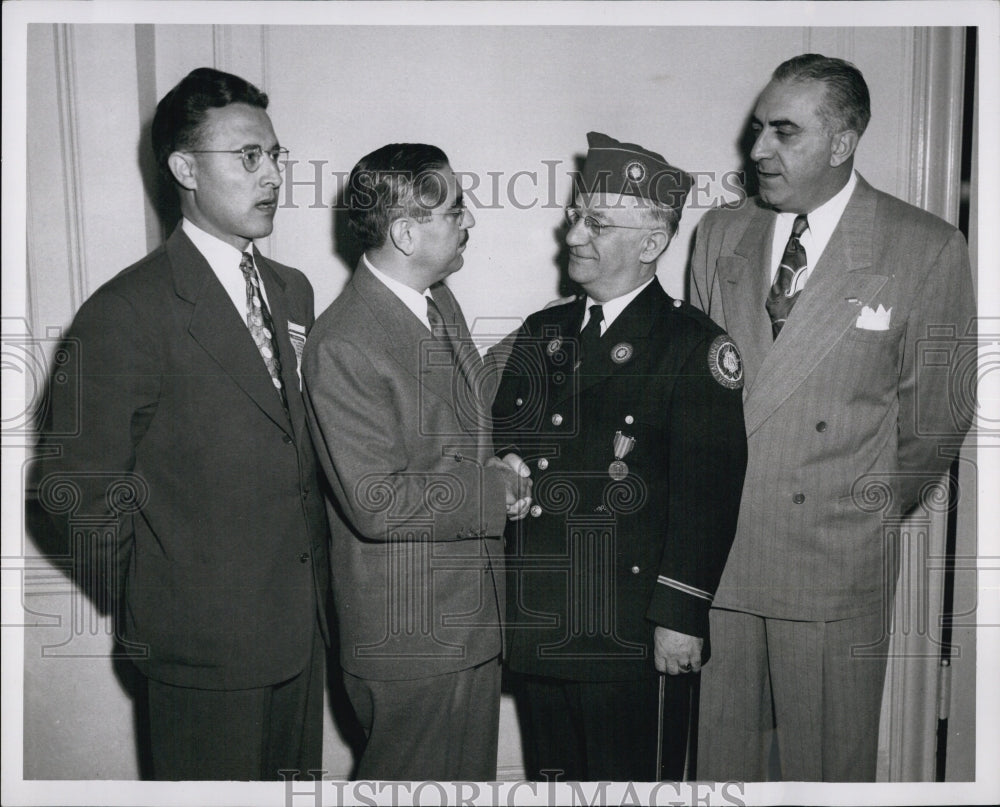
[287,322,307,387]
[855,304,892,331]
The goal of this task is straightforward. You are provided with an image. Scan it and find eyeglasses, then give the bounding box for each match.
[565,207,651,238]
[188,145,290,173]
[422,203,468,222]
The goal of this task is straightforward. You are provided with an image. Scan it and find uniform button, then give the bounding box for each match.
[298,552,310,563]
[816,421,828,432]
[453,452,463,462]
[673,299,682,308]
[537,457,549,470]
[625,415,634,425]
[282,434,294,445]
[530,504,542,518]
[631,565,640,575]
[551,413,563,426]
[793,492,806,504]
[515,397,524,407]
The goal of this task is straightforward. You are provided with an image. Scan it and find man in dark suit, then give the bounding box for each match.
[302,143,531,781]
[35,67,330,780]
[491,132,747,781]
[691,54,976,781]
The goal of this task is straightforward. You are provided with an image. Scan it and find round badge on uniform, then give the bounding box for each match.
[546,338,562,355]
[610,342,633,364]
[623,160,646,183]
[708,334,744,389]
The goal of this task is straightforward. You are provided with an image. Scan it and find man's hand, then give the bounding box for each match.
[653,626,703,675]
[486,453,533,520]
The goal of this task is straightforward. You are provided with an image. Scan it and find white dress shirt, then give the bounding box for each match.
[769,170,858,286]
[364,253,434,331]
[182,218,271,318]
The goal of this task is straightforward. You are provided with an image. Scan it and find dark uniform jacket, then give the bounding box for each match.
[492,280,747,681]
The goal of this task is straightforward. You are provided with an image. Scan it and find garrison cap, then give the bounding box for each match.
[579,131,693,216]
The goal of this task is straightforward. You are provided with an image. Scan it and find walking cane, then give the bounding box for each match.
[655,672,700,781]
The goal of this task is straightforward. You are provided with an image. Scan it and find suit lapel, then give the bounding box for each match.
[352,264,458,412]
[720,204,778,392]
[168,228,292,435]
[255,251,308,440]
[742,178,888,435]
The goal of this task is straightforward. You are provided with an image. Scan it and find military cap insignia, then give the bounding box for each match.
[708,335,743,389]
[546,337,562,355]
[623,160,647,183]
[610,342,634,364]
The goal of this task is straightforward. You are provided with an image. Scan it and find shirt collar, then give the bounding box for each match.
[182,218,248,275]
[584,277,656,333]
[363,253,433,330]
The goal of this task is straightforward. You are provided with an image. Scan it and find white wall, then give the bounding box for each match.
[13,18,979,786]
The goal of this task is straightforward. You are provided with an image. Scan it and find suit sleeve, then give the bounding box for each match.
[646,334,747,641]
[303,336,508,542]
[896,228,976,512]
[35,287,161,606]
[689,211,724,325]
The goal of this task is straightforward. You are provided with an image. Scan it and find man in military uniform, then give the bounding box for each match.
[492,132,748,781]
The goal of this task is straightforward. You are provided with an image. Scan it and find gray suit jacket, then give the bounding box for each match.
[303,263,507,680]
[691,174,976,620]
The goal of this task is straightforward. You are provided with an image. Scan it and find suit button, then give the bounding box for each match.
[551,413,563,426]
[301,488,310,500]
[816,421,828,432]
[282,434,294,445]
[631,565,640,575]
[298,552,310,563]
[530,504,542,517]
[453,452,463,462]
[537,458,549,470]
[793,492,806,504]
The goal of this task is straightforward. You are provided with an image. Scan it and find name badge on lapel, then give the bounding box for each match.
[287,322,307,389]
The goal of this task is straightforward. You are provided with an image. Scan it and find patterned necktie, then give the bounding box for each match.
[239,252,286,407]
[579,303,604,364]
[766,214,809,338]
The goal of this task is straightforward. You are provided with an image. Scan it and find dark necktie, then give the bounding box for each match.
[579,303,604,364]
[766,214,809,338]
[426,296,455,357]
[239,252,286,407]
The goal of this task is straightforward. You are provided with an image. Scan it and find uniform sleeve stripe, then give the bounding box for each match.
[656,575,713,602]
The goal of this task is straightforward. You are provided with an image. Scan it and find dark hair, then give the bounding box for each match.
[151,67,269,177]
[347,143,451,251]
[772,53,871,136]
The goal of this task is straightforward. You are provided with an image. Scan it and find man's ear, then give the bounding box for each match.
[830,130,859,167]
[639,228,670,264]
[167,152,198,191]
[388,217,416,257]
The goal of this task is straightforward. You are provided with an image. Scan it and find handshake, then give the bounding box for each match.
[486,453,534,521]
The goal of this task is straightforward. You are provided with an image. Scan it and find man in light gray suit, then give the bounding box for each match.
[691,54,976,781]
[302,143,531,781]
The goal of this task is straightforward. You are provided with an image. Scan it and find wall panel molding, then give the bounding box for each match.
[53,24,86,309]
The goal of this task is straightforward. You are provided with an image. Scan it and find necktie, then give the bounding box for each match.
[766,214,809,338]
[426,296,455,357]
[239,252,286,407]
[579,303,604,364]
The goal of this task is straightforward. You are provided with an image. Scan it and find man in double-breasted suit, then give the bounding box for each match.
[691,54,977,781]
[36,68,330,780]
[492,132,747,781]
[302,143,531,781]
